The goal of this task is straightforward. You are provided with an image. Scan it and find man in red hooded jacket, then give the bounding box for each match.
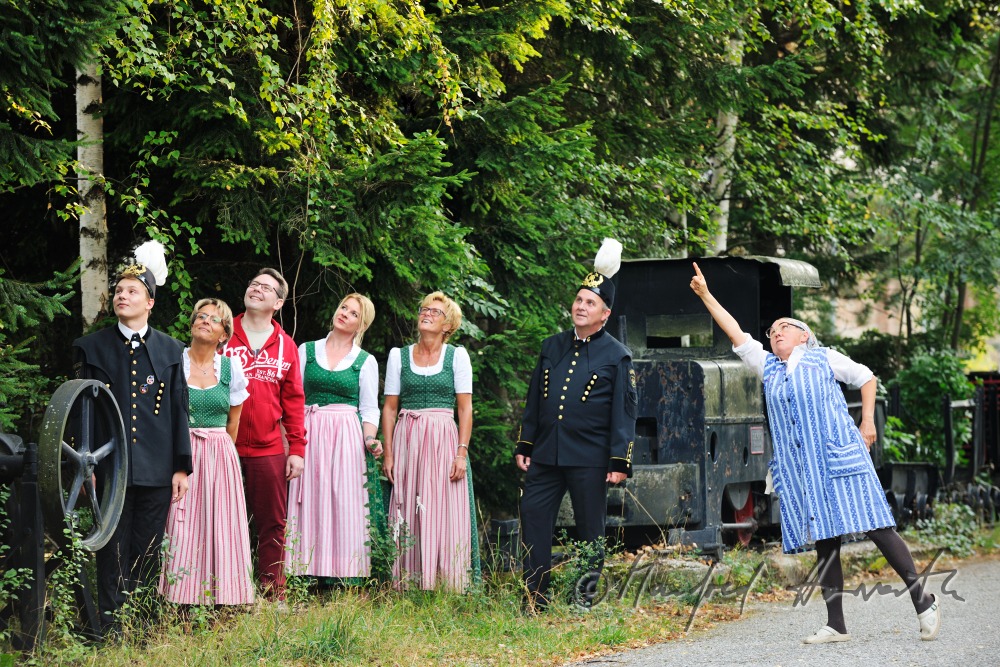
[224,267,306,600]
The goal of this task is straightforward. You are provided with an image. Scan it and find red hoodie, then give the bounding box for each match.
[224,313,307,458]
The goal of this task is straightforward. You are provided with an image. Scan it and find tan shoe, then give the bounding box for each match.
[802,625,852,644]
[917,594,941,641]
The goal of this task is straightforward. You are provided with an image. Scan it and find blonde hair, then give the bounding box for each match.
[419,291,462,342]
[191,298,235,343]
[331,293,375,347]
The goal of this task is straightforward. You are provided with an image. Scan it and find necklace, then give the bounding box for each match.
[191,358,214,375]
[413,342,443,368]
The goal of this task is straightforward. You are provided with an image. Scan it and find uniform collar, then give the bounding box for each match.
[117,321,149,342]
[573,327,606,344]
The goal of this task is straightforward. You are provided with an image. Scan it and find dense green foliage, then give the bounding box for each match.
[1,0,999,513]
[915,502,979,558]
[889,351,976,468]
[0,0,118,191]
[0,268,75,431]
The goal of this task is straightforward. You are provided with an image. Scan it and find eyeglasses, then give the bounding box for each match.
[195,312,223,324]
[248,280,277,294]
[765,322,805,338]
[418,306,445,319]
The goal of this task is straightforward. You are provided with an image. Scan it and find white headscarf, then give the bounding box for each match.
[782,317,821,349]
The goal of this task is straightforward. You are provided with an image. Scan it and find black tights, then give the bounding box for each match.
[814,528,933,634]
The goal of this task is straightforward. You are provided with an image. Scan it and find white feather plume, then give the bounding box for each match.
[133,240,168,286]
[593,238,622,279]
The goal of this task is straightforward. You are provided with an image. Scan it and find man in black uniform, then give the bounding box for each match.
[516,239,637,611]
[72,242,191,635]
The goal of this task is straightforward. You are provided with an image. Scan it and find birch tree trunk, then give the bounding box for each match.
[77,61,108,331]
[708,36,742,256]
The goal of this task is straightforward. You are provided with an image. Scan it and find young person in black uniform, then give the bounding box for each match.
[72,241,192,635]
[516,239,637,611]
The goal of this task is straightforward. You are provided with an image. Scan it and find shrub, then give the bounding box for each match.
[888,351,975,468]
[914,503,977,558]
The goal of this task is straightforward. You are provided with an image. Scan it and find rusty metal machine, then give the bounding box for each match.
[0,380,127,649]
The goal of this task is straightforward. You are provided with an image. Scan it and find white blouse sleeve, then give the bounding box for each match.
[298,342,308,376]
[827,348,875,389]
[384,347,402,396]
[732,332,767,380]
[453,345,473,394]
[358,354,380,425]
[228,356,250,406]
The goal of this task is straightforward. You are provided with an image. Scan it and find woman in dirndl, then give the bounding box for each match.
[381,291,479,591]
[689,262,941,644]
[160,298,254,606]
[286,293,388,583]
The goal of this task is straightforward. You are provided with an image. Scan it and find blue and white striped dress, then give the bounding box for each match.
[736,337,895,553]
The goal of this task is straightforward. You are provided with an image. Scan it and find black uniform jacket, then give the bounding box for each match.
[72,326,193,486]
[516,327,637,475]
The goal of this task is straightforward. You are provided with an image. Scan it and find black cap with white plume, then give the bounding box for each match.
[117,240,168,299]
[579,238,622,308]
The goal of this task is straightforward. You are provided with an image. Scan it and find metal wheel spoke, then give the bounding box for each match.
[91,440,115,462]
[61,441,83,465]
[78,395,93,454]
[64,469,85,514]
[85,478,102,528]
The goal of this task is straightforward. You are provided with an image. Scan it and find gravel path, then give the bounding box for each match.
[588,553,1000,667]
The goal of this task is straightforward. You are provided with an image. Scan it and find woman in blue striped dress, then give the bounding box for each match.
[690,262,941,644]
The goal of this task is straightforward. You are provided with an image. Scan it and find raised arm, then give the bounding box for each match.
[689,262,747,347]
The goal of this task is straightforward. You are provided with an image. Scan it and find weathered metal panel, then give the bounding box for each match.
[557,463,701,528]
[745,256,822,288]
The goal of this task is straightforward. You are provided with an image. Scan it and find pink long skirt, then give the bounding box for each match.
[160,427,255,605]
[286,404,371,578]
[389,408,471,591]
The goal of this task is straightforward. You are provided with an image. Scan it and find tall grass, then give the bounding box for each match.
[5,538,815,665]
[14,569,711,666]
